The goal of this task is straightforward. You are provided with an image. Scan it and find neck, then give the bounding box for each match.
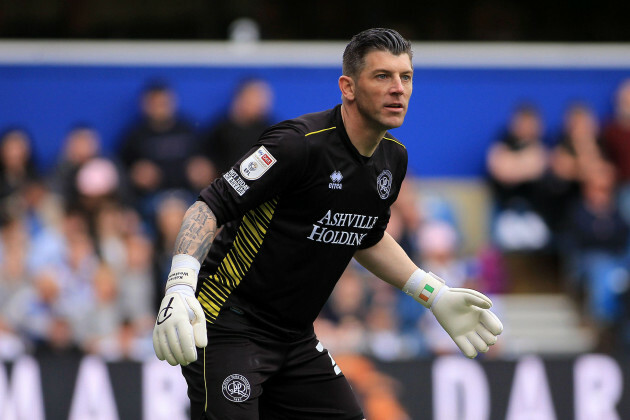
[341,105,386,157]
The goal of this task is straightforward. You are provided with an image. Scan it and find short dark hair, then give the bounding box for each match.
[142,79,172,96]
[342,28,413,78]
[513,102,540,118]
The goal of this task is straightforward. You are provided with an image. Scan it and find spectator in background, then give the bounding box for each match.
[388,177,422,258]
[118,81,214,221]
[552,103,608,183]
[4,269,81,356]
[23,209,99,324]
[416,221,476,290]
[73,157,126,234]
[603,79,630,224]
[486,104,553,251]
[200,78,274,175]
[0,216,31,357]
[548,102,610,232]
[119,233,155,330]
[55,215,99,306]
[315,264,370,356]
[0,193,63,356]
[79,260,154,361]
[364,298,407,361]
[49,124,102,204]
[363,273,412,361]
[562,164,630,352]
[20,177,64,239]
[0,215,29,291]
[47,125,134,250]
[0,127,38,205]
[77,263,123,353]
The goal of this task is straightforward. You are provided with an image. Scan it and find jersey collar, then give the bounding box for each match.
[334,104,381,165]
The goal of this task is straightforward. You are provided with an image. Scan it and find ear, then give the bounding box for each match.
[339,75,355,101]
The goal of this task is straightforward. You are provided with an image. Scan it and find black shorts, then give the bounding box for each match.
[181,308,365,420]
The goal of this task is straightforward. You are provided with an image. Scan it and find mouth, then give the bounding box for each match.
[385,103,405,112]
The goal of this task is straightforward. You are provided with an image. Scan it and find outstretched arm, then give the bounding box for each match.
[354,232,417,289]
[354,232,503,358]
[153,200,218,366]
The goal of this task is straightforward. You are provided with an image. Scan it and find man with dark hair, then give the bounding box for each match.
[342,28,413,78]
[201,78,275,175]
[153,28,503,420]
[118,80,214,220]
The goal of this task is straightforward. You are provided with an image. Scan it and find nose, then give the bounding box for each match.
[391,76,404,94]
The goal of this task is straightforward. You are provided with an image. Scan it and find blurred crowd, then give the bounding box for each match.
[2,76,630,376]
[486,80,630,353]
[0,78,276,362]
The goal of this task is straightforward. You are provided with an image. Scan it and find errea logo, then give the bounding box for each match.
[329,171,343,190]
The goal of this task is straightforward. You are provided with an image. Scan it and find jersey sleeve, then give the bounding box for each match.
[199,124,308,226]
[358,207,391,249]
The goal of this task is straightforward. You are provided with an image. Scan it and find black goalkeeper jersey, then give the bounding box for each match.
[198,104,408,335]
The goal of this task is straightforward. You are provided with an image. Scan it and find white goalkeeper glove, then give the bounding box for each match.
[403,269,503,358]
[153,255,208,366]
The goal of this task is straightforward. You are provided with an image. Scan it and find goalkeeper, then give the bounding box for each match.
[153,27,503,420]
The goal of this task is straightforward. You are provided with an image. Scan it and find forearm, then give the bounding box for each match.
[173,200,218,263]
[353,232,418,289]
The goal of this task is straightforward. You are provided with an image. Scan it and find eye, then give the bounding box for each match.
[401,74,412,82]
[376,74,388,80]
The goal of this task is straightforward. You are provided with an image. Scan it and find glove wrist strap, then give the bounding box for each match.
[171,254,201,274]
[166,254,200,292]
[167,284,196,296]
[402,269,446,308]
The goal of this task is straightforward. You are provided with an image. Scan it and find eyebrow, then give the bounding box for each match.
[371,68,414,75]
[370,68,413,75]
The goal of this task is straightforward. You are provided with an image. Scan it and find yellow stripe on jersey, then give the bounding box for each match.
[305,126,336,137]
[383,136,406,149]
[198,198,279,323]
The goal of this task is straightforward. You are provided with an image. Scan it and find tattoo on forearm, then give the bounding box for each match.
[174,201,218,262]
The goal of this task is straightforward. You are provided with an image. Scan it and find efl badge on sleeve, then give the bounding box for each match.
[240,146,277,180]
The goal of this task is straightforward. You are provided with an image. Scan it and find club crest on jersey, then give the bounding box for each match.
[240,146,277,180]
[377,169,393,199]
[222,374,251,402]
[329,171,343,190]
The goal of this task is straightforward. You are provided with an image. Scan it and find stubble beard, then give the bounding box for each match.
[355,96,403,132]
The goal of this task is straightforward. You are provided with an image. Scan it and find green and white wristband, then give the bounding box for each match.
[402,268,447,308]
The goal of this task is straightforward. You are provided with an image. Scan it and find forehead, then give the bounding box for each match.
[361,50,413,74]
